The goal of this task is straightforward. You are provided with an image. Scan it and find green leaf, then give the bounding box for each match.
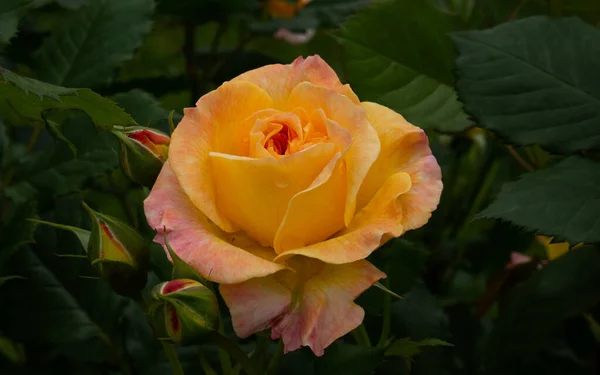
[56,0,90,9]
[485,245,600,372]
[314,343,384,375]
[452,16,600,154]
[0,201,37,272]
[0,0,33,45]
[385,337,453,360]
[0,249,106,345]
[35,0,154,88]
[0,275,25,287]
[335,0,471,132]
[0,68,137,129]
[112,89,179,130]
[29,219,90,250]
[0,335,25,364]
[478,157,600,244]
[30,148,118,196]
[391,282,451,374]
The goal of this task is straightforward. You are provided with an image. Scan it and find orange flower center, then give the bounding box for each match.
[264,123,296,156]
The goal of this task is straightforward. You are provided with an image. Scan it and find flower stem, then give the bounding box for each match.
[252,331,269,372]
[209,332,258,375]
[352,324,372,347]
[161,341,185,375]
[506,145,534,172]
[135,295,185,375]
[199,350,218,375]
[265,339,284,375]
[217,316,233,375]
[377,278,392,348]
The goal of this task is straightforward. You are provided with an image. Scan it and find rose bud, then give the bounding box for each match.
[83,202,149,296]
[150,279,219,345]
[112,126,170,187]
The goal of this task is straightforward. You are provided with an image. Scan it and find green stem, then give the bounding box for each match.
[161,341,185,375]
[217,316,233,375]
[265,340,284,375]
[209,332,258,375]
[252,332,269,372]
[199,351,218,375]
[377,278,392,348]
[135,296,185,375]
[351,324,372,347]
[584,313,600,343]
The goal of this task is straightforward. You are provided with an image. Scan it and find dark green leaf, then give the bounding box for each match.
[0,335,25,364]
[29,219,90,249]
[0,249,106,346]
[112,89,179,131]
[478,157,600,244]
[0,201,37,271]
[35,0,154,88]
[382,239,430,295]
[485,246,600,372]
[0,275,25,286]
[0,68,137,129]
[391,282,451,375]
[453,16,600,153]
[385,337,453,359]
[0,0,33,45]
[392,282,449,340]
[29,148,118,196]
[315,343,383,375]
[335,0,471,132]
[56,0,90,9]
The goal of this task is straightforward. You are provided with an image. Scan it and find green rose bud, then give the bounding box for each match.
[83,202,149,296]
[112,126,170,187]
[150,279,219,345]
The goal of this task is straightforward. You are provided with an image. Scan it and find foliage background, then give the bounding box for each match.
[1,0,600,374]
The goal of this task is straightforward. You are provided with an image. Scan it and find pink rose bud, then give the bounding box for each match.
[83,202,149,296]
[150,279,219,345]
[112,126,171,187]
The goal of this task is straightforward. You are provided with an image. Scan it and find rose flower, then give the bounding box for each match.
[144,55,442,356]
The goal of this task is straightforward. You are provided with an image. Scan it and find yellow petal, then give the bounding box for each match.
[210,143,336,247]
[144,163,285,284]
[275,172,412,264]
[169,81,274,233]
[274,153,347,252]
[358,102,442,231]
[232,55,359,107]
[284,82,381,225]
[273,114,352,252]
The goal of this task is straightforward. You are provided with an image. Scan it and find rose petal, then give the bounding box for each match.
[358,102,443,230]
[274,171,412,264]
[220,259,385,356]
[169,81,275,233]
[209,143,336,247]
[273,113,352,252]
[144,162,285,284]
[274,153,346,252]
[232,55,359,106]
[284,82,381,225]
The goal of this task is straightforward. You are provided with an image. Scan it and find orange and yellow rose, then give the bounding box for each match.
[144,56,442,355]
